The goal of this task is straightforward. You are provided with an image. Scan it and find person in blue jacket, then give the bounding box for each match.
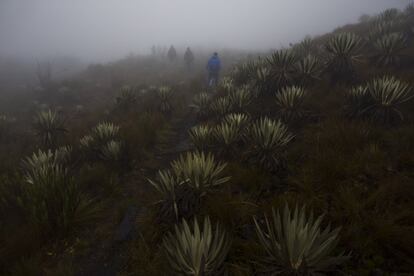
[207,52,221,87]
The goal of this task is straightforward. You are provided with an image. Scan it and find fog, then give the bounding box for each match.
[0,0,409,62]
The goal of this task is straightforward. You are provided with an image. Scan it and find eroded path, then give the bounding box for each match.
[76,112,196,276]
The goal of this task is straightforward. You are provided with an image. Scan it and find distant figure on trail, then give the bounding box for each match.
[184,47,195,70]
[207,52,221,87]
[167,45,177,62]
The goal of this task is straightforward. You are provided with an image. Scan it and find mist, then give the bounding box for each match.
[0,0,409,62]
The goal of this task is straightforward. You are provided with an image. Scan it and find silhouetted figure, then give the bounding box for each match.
[167,45,177,62]
[184,47,195,70]
[207,52,221,87]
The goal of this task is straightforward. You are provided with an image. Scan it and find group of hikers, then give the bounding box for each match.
[164,45,222,88]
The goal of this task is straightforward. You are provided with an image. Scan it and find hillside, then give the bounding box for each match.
[1,6,414,276]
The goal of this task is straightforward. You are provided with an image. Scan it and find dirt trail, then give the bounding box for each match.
[76,112,196,276]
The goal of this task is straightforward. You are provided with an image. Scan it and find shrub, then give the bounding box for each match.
[148,169,182,220]
[115,85,138,110]
[18,149,95,235]
[228,88,253,112]
[246,118,294,171]
[294,55,323,86]
[223,113,251,128]
[252,66,273,95]
[79,135,94,151]
[91,121,120,142]
[378,8,400,22]
[364,76,413,123]
[253,204,349,274]
[373,32,407,67]
[231,61,258,86]
[188,124,214,151]
[294,37,317,58]
[219,77,235,93]
[190,92,211,119]
[157,86,173,113]
[213,113,250,157]
[324,33,363,77]
[275,86,307,122]
[368,21,398,42]
[80,122,124,165]
[100,140,123,162]
[33,109,66,148]
[266,49,297,88]
[162,217,231,276]
[344,85,370,118]
[214,122,244,157]
[171,151,231,194]
[209,97,232,118]
[22,146,73,174]
[149,152,230,220]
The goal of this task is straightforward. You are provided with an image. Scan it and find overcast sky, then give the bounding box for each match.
[0,0,409,61]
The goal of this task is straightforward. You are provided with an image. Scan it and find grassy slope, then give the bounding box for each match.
[120,11,414,276]
[1,7,414,276]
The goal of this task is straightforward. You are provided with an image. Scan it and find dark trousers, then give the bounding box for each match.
[208,71,219,87]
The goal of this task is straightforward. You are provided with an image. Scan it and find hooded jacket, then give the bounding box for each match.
[207,55,221,73]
